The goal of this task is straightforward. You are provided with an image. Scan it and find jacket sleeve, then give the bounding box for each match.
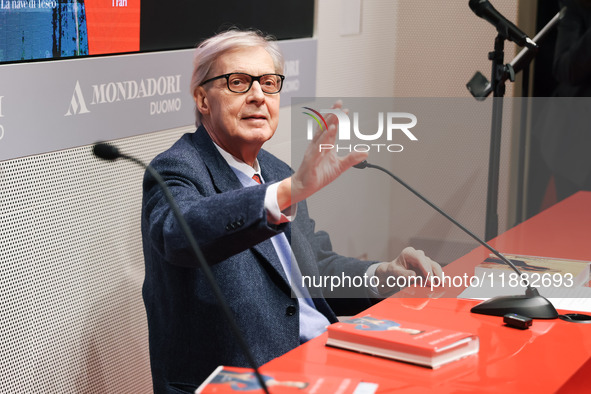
[141,144,287,267]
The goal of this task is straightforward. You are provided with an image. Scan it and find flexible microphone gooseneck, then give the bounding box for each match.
[354,160,558,319]
[93,142,271,394]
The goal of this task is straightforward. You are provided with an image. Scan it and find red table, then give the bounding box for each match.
[265,192,591,393]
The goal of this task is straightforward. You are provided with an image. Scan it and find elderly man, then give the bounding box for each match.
[141,29,441,393]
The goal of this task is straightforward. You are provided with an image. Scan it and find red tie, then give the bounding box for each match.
[252,174,262,184]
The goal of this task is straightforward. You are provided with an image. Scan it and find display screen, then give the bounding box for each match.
[139,0,314,51]
[0,0,313,64]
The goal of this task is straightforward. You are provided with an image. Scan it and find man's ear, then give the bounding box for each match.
[194,86,210,116]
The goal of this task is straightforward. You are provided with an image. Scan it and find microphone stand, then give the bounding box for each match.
[484,33,509,242]
[93,143,271,394]
[467,8,565,240]
[354,160,558,319]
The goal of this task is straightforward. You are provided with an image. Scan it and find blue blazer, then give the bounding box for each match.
[141,127,375,393]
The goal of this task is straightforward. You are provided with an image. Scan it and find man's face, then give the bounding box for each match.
[196,46,280,162]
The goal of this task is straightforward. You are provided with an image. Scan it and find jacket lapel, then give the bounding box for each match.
[191,128,291,288]
[191,128,244,193]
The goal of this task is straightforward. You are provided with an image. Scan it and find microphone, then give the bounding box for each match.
[92,142,271,394]
[93,143,121,161]
[353,160,558,319]
[469,0,538,50]
[466,6,564,100]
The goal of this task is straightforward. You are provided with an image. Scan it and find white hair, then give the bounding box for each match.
[190,29,284,127]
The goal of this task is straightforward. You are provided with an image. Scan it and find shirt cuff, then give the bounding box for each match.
[265,182,296,224]
[366,263,382,296]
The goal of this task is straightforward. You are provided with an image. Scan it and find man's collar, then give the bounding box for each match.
[212,142,261,178]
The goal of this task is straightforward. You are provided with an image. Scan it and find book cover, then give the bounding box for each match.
[325,314,479,369]
[474,254,591,287]
[195,365,377,393]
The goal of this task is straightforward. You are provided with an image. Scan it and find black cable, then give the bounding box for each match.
[93,143,271,394]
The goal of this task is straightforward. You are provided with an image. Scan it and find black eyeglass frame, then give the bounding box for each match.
[200,73,285,94]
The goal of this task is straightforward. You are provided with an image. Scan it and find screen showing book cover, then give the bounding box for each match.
[0,0,313,63]
[0,0,140,62]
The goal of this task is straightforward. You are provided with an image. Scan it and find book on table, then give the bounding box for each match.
[325,314,479,369]
[195,365,378,393]
[474,253,591,288]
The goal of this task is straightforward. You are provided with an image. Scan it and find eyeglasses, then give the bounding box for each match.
[200,72,285,94]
